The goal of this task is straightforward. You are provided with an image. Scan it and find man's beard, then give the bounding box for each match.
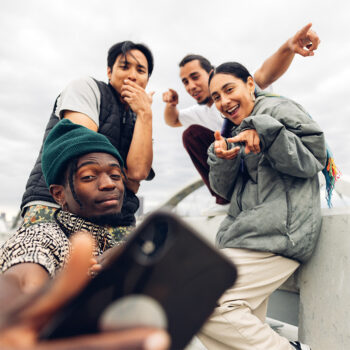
[198,96,211,105]
[87,212,124,226]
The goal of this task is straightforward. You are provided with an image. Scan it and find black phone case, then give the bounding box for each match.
[40,210,237,349]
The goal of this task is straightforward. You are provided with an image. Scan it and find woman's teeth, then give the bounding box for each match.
[227,105,239,114]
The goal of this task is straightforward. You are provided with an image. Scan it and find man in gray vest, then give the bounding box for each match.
[21,41,155,240]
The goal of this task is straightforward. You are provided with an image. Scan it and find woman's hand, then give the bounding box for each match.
[214,131,240,160]
[121,79,154,117]
[0,233,169,350]
[228,129,260,154]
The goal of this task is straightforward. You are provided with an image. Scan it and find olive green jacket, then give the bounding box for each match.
[208,94,327,262]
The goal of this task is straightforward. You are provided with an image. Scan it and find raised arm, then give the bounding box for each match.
[254,23,320,90]
[121,79,154,182]
[163,89,182,127]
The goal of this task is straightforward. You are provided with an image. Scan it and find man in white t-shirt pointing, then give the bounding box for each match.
[162,23,320,209]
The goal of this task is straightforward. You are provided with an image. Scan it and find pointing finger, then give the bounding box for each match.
[227,134,242,143]
[298,23,313,38]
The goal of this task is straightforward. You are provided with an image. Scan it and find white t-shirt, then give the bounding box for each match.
[55,76,101,126]
[178,104,224,131]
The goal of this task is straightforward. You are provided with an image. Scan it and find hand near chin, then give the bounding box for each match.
[214,131,240,160]
[121,79,154,117]
[228,129,261,154]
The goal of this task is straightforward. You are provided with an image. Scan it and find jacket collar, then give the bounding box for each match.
[54,209,117,253]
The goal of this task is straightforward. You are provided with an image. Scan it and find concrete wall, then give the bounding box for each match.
[299,207,350,349]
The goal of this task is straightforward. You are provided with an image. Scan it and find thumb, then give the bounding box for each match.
[214,130,222,141]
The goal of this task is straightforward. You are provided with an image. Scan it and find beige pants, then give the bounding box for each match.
[198,248,300,350]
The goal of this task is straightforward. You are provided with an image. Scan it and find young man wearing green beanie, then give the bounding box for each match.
[1,119,127,281]
[0,120,170,350]
[20,41,155,239]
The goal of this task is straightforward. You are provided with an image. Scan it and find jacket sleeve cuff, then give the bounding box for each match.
[240,115,284,150]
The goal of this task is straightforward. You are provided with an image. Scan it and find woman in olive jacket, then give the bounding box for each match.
[198,62,326,350]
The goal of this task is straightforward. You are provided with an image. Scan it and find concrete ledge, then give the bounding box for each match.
[298,207,350,349]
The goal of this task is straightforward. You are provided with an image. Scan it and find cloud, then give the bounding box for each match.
[0,0,350,216]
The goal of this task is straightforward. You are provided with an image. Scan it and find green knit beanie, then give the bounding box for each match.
[42,119,124,186]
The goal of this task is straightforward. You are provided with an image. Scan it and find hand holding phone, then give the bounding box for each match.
[40,210,237,349]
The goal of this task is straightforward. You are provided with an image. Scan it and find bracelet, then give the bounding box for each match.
[224,138,229,150]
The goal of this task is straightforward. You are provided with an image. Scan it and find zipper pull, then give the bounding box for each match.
[240,158,244,173]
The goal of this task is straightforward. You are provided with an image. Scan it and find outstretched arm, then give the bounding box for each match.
[0,234,170,350]
[254,23,320,90]
[0,263,49,316]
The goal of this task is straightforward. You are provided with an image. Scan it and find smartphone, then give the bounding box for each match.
[40,210,237,349]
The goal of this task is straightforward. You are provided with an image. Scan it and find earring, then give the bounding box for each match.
[251,91,256,102]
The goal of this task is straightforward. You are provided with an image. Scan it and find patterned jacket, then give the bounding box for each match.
[0,210,120,277]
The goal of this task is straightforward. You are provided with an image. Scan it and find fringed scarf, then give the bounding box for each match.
[322,148,341,207]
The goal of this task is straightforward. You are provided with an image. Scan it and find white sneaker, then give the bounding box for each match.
[290,341,311,350]
[201,203,229,217]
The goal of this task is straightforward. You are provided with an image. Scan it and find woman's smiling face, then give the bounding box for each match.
[209,73,255,125]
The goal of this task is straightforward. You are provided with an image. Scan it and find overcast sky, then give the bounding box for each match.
[0,0,349,218]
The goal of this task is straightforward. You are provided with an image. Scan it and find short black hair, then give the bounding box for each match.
[179,54,213,73]
[107,41,154,77]
[208,62,252,85]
